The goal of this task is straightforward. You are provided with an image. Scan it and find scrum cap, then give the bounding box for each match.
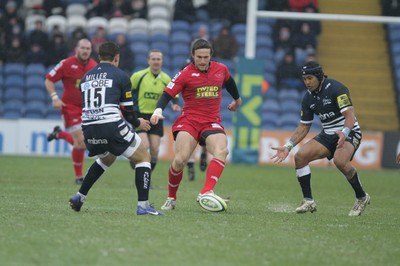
[301,61,324,82]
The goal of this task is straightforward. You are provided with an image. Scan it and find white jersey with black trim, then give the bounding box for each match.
[80,63,133,126]
[300,78,361,135]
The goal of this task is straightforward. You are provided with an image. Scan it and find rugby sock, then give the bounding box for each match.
[167,165,183,199]
[296,166,312,199]
[135,162,152,201]
[150,158,157,172]
[201,158,225,194]
[79,158,107,195]
[57,131,73,145]
[187,161,194,170]
[72,148,85,178]
[347,171,366,198]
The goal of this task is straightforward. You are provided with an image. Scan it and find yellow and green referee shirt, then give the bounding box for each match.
[130,67,171,114]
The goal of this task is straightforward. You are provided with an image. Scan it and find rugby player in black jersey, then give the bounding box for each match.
[69,42,163,215]
[271,61,370,216]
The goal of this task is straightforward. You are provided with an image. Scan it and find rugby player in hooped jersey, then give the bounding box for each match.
[69,42,163,215]
[271,61,370,216]
[150,39,242,211]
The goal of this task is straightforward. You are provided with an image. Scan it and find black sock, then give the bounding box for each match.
[150,158,157,173]
[348,172,366,198]
[187,161,194,169]
[298,174,312,199]
[79,161,105,195]
[135,166,151,201]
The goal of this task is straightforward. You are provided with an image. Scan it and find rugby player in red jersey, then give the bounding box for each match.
[150,39,242,210]
[45,39,97,184]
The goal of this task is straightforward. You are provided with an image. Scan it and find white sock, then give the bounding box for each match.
[138,201,149,208]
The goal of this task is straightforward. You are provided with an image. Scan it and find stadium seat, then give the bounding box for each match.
[280,99,300,115]
[134,54,149,69]
[46,15,67,34]
[108,17,128,34]
[170,43,190,57]
[25,63,46,77]
[147,0,169,8]
[25,88,48,103]
[149,19,171,35]
[25,76,45,89]
[25,14,46,33]
[66,3,87,17]
[4,63,25,76]
[87,16,108,36]
[3,99,24,119]
[171,56,189,70]
[264,87,278,100]
[279,113,300,130]
[128,32,149,44]
[66,15,87,35]
[210,22,224,39]
[46,105,60,120]
[256,23,272,36]
[25,100,47,119]
[278,88,301,102]
[170,32,192,45]
[4,87,25,101]
[232,23,246,36]
[150,41,170,55]
[150,32,169,43]
[4,75,25,89]
[128,18,149,34]
[262,99,281,114]
[264,72,277,87]
[171,20,191,33]
[256,36,273,49]
[256,47,274,60]
[130,41,150,54]
[261,112,279,130]
[264,60,277,74]
[148,6,171,21]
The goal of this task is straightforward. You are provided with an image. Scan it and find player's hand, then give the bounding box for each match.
[335,130,346,148]
[52,98,63,109]
[270,146,289,164]
[138,118,151,131]
[228,97,242,112]
[171,104,181,112]
[150,108,164,125]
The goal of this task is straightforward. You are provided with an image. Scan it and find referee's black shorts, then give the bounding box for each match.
[136,113,164,137]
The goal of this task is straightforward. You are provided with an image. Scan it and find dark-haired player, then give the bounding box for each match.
[69,42,162,215]
[271,61,370,216]
[151,39,242,210]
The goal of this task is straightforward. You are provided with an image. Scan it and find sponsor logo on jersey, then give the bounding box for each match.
[126,91,132,98]
[337,94,350,108]
[167,81,175,89]
[318,111,335,120]
[310,104,315,109]
[87,138,108,144]
[144,92,160,100]
[322,98,332,106]
[71,64,78,69]
[192,73,200,77]
[195,86,219,98]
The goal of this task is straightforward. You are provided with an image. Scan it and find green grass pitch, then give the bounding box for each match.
[0,155,399,266]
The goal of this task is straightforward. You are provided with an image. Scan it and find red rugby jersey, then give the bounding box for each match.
[165,61,231,121]
[46,56,97,107]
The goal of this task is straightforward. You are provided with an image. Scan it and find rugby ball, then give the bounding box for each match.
[198,194,227,212]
